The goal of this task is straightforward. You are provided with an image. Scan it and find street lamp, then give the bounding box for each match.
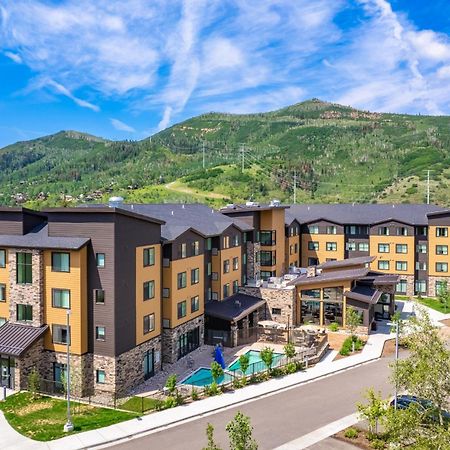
[63,309,74,433]
[394,319,399,410]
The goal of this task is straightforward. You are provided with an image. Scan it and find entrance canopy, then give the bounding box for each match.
[0,322,48,357]
[205,293,265,322]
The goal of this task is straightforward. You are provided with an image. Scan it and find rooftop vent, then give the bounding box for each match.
[226,203,235,209]
[270,199,281,207]
[108,196,124,208]
[245,201,259,207]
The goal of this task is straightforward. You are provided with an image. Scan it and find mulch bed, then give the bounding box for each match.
[334,427,375,449]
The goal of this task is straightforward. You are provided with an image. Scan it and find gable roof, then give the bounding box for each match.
[318,256,375,270]
[0,323,48,357]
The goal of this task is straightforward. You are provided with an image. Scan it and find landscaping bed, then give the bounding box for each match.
[334,426,379,449]
[0,392,138,441]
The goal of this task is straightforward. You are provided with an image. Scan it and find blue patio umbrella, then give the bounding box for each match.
[214,345,226,369]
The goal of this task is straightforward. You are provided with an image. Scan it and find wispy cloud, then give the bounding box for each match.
[110,118,136,132]
[4,51,22,63]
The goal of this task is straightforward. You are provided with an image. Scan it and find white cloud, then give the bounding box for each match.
[4,51,22,63]
[110,118,136,132]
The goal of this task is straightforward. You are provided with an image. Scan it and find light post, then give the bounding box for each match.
[63,309,74,433]
[394,319,399,410]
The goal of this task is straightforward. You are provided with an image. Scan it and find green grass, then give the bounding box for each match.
[120,396,161,413]
[0,392,138,441]
[396,294,449,313]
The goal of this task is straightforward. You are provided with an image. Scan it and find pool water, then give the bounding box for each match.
[181,367,233,387]
[228,350,284,375]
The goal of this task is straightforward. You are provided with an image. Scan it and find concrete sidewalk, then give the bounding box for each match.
[1,299,445,450]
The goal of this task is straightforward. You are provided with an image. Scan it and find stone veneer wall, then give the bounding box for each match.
[398,275,415,298]
[8,249,44,326]
[246,242,261,281]
[427,275,450,297]
[162,315,204,364]
[238,286,296,327]
[14,338,44,390]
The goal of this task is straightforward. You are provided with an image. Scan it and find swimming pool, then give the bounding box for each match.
[228,350,284,375]
[181,367,234,387]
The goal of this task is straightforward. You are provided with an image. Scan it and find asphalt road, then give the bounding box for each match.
[108,355,395,450]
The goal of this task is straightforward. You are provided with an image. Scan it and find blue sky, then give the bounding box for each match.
[1,0,450,147]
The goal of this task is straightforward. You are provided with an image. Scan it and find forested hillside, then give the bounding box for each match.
[2,99,450,208]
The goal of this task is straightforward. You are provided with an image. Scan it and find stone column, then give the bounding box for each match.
[230,322,238,347]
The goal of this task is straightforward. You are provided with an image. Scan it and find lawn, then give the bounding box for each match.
[0,392,138,441]
[396,295,449,313]
[120,396,161,413]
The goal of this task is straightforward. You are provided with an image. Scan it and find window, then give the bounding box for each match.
[94,289,105,304]
[143,349,155,379]
[417,244,427,254]
[308,225,319,234]
[191,241,200,256]
[416,226,427,236]
[233,235,240,247]
[0,249,5,268]
[416,261,427,270]
[52,252,70,272]
[206,238,212,251]
[177,301,187,319]
[96,253,105,268]
[163,287,170,298]
[223,259,230,274]
[378,260,389,270]
[436,245,448,255]
[143,281,155,300]
[436,262,448,273]
[0,317,6,327]
[308,241,319,251]
[415,280,427,294]
[378,227,390,236]
[326,242,337,251]
[52,324,70,345]
[178,327,200,359]
[191,268,200,285]
[345,225,369,235]
[0,284,5,302]
[326,226,337,235]
[436,227,448,237]
[232,280,239,294]
[396,244,408,254]
[207,262,212,276]
[96,370,106,384]
[233,257,239,270]
[358,242,369,252]
[223,236,230,249]
[396,227,408,236]
[243,254,247,265]
[191,295,199,312]
[16,304,32,322]
[212,272,218,281]
[308,257,319,266]
[53,363,67,388]
[272,308,282,315]
[177,272,187,289]
[378,243,390,253]
[396,280,407,294]
[211,292,218,301]
[346,242,356,251]
[261,270,274,280]
[96,326,106,340]
[16,252,32,284]
[223,283,230,298]
[260,231,275,245]
[143,247,155,266]
[396,261,407,271]
[436,281,447,294]
[143,313,155,334]
[52,289,70,308]
[260,251,275,266]
[180,243,187,259]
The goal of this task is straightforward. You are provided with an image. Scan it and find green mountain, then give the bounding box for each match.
[2,99,450,208]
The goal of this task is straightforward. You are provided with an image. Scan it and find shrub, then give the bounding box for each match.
[284,362,297,374]
[260,347,274,372]
[164,396,178,409]
[205,382,221,397]
[339,336,365,355]
[270,367,283,378]
[283,342,296,360]
[329,322,339,332]
[239,353,250,376]
[28,368,41,400]
[370,438,386,449]
[249,374,261,384]
[344,427,359,439]
[191,387,199,401]
[233,378,242,389]
[210,362,224,384]
[154,399,166,411]
[165,374,177,396]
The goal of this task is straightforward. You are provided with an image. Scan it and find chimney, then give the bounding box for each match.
[306,266,317,278]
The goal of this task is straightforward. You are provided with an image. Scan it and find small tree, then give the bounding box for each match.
[239,353,250,383]
[28,368,41,400]
[283,342,296,361]
[202,423,222,450]
[210,361,224,384]
[260,347,274,373]
[345,307,362,352]
[437,281,450,313]
[226,411,258,450]
[165,374,177,396]
[357,388,386,438]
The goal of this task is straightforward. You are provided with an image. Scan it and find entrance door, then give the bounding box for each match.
[143,349,154,380]
[0,356,12,388]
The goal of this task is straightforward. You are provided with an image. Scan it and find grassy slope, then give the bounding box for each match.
[2,100,450,208]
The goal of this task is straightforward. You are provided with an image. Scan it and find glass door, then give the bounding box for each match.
[143,349,154,380]
[0,356,12,388]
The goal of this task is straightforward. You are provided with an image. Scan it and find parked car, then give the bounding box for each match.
[390,395,450,424]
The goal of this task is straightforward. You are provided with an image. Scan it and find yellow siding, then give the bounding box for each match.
[43,247,88,355]
[0,249,9,321]
[260,209,286,276]
[369,235,415,275]
[428,226,450,276]
[301,234,345,266]
[163,254,204,328]
[212,246,241,300]
[136,245,162,345]
[286,235,300,268]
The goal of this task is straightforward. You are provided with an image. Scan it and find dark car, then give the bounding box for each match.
[390,395,450,424]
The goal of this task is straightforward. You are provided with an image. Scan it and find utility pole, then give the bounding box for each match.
[426,170,430,204]
[293,171,297,204]
[202,141,205,170]
[394,319,399,410]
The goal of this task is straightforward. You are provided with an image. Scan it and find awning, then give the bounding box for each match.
[205,293,266,322]
[0,322,48,357]
[344,285,382,305]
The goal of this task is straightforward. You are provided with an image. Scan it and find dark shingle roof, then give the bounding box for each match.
[318,256,375,270]
[291,267,371,286]
[0,323,48,356]
[344,285,381,304]
[0,223,89,250]
[205,293,266,322]
[289,204,449,226]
